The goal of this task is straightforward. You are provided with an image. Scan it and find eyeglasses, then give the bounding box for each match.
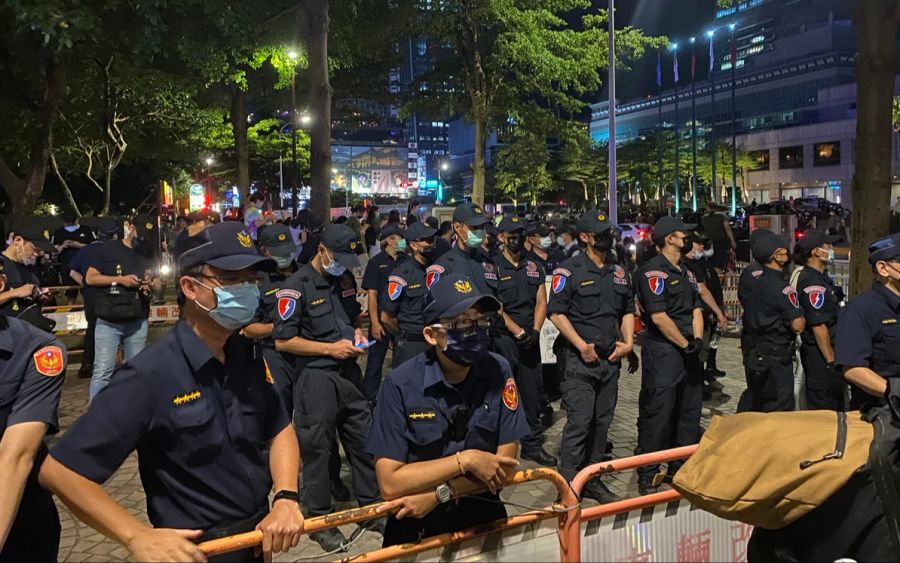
[198,273,263,287]
[430,316,492,333]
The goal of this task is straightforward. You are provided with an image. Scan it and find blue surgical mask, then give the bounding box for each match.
[465,228,485,248]
[194,281,260,330]
[324,251,347,277]
[396,239,408,253]
[538,236,552,250]
[272,254,293,269]
[819,247,835,265]
[442,326,491,366]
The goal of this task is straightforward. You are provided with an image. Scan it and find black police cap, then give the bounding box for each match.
[750,229,790,262]
[258,223,297,255]
[405,221,437,243]
[13,223,55,252]
[576,211,614,235]
[794,229,840,253]
[380,224,404,240]
[321,224,363,269]
[423,273,500,325]
[497,215,526,233]
[452,202,490,228]
[178,222,275,273]
[653,216,697,240]
[868,233,900,266]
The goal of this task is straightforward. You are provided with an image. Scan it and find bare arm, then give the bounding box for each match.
[812,325,835,363]
[0,285,30,306]
[843,366,887,398]
[790,316,806,334]
[0,422,46,550]
[549,313,589,352]
[502,311,525,336]
[242,322,273,340]
[697,282,726,321]
[650,312,691,349]
[380,311,399,334]
[69,269,84,287]
[268,424,300,493]
[532,285,547,332]
[692,308,704,340]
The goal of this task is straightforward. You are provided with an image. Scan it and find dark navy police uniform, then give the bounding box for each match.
[51,321,288,546]
[272,261,381,517]
[360,245,400,402]
[250,268,296,413]
[381,257,431,367]
[634,252,703,481]
[0,316,66,562]
[548,253,633,482]
[367,350,529,546]
[796,265,844,410]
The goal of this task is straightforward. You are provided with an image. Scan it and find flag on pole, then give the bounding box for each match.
[709,36,715,72]
[673,50,679,83]
[656,50,662,87]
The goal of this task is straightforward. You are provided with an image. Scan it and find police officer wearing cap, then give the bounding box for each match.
[360,224,405,403]
[272,223,382,552]
[367,273,529,546]
[836,233,900,408]
[549,211,634,502]
[0,267,67,561]
[736,229,769,395]
[792,229,845,411]
[634,216,704,495]
[495,215,556,466]
[0,223,54,319]
[525,223,566,274]
[738,230,805,413]
[40,222,304,563]
[380,221,439,367]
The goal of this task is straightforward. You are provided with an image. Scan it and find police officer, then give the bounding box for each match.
[272,224,383,552]
[0,266,67,561]
[40,222,304,563]
[525,223,565,273]
[360,224,405,403]
[634,216,704,495]
[367,273,529,546]
[836,233,900,408]
[793,229,844,411]
[548,211,634,502]
[738,230,805,413]
[380,221,438,367]
[736,229,768,407]
[0,224,54,318]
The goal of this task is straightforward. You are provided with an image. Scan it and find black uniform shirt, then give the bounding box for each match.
[252,268,295,349]
[495,252,544,331]
[367,350,529,463]
[272,263,355,368]
[548,253,634,351]
[427,246,498,296]
[0,254,40,316]
[336,270,361,324]
[682,256,718,315]
[0,315,66,438]
[362,251,400,294]
[836,282,900,380]
[51,321,289,530]
[796,265,841,347]
[526,248,565,274]
[635,254,701,341]
[738,261,764,329]
[743,267,803,345]
[380,257,428,334]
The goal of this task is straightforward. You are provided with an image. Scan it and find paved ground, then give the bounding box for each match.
[51,338,746,562]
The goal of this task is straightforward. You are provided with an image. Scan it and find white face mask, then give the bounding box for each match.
[538,236,552,250]
[556,236,566,247]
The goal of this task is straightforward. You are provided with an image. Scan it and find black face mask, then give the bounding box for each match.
[419,244,436,263]
[592,233,614,253]
[505,236,524,254]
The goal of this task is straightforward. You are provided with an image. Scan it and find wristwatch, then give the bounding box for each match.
[435,482,453,504]
[272,490,300,505]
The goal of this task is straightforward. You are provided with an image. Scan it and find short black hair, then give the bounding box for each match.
[439,221,452,235]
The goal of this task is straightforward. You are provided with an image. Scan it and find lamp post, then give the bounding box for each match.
[205,157,214,208]
[729,23,737,216]
[707,29,717,203]
[608,0,617,224]
[690,36,698,212]
[288,50,300,218]
[671,42,680,214]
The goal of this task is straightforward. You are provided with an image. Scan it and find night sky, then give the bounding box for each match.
[590,0,718,102]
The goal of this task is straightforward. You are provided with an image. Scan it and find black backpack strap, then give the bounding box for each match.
[866,406,900,559]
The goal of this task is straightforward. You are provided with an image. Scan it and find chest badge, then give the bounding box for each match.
[173,390,201,406]
[408,410,436,421]
[502,378,519,411]
[803,285,826,309]
[33,346,64,377]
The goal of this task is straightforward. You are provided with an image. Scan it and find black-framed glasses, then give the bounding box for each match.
[430,316,492,333]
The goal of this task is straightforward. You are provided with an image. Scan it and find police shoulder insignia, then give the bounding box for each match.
[882,319,898,325]
[551,272,567,293]
[426,264,444,290]
[237,231,253,248]
[643,270,668,279]
[553,268,571,277]
[173,390,201,406]
[783,286,800,308]
[613,265,625,279]
[388,275,408,286]
[647,273,665,295]
[33,346,64,377]
[803,285,826,309]
[408,410,437,421]
[276,289,301,299]
[580,279,595,286]
[751,269,764,278]
[502,378,519,411]
[278,296,297,320]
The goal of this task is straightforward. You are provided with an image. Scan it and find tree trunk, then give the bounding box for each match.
[1,61,66,215]
[850,0,899,297]
[49,152,82,217]
[301,0,332,225]
[231,87,251,203]
[101,166,112,216]
[472,112,486,206]
[581,180,588,204]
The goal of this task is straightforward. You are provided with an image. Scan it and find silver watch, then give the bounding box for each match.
[435,482,452,504]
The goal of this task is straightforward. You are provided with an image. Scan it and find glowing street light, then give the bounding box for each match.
[205,157,214,167]
[707,29,715,38]
[441,162,449,171]
[299,113,312,126]
[287,50,299,61]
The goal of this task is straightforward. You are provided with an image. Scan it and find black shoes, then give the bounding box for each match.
[540,401,554,430]
[359,516,386,535]
[310,528,347,552]
[637,475,658,496]
[521,447,558,466]
[581,480,621,504]
[706,367,727,380]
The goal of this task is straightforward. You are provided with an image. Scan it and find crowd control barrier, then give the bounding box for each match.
[198,467,582,562]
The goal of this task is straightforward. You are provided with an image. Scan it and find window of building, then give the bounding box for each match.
[778,146,803,169]
[749,150,770,171]
[814,141,840,166]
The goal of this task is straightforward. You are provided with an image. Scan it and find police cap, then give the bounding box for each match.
[576,211,614,235]
[653,216,697,240]
[13,223,55,253]
[380,224,404,240]
[405,221,437,243]
[750,229,791,263]
[452,202,490,228]
[497,215,526,233]
[423,273,500,325]
[178,222,276,272]
[794,229,840,253]
[868,233,900,266]
[258,223,297,256]
[321,224,363,269]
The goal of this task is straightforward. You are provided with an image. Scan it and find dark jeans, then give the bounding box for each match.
[362,332,392,403]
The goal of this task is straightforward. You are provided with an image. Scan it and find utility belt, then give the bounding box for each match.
[198,506,268,554]
[746,341,795,372]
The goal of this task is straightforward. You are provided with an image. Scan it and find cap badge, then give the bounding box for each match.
[511,217,518,222]
[597,214,606,222]
[237,231,252,248]
[278,233,287,241]
[453,279,473,293]
[473,206,482,214]
[43,230,50,240]
[145,222,153,230]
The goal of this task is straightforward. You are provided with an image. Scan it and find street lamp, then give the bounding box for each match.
[287,50,299,61]
[299,113,312,126]
[204,157,215,208]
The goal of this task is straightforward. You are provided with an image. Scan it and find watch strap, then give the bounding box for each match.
[272,490,300,505]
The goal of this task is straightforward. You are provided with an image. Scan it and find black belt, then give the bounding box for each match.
[398,330,426,342]
[199,507,269,543]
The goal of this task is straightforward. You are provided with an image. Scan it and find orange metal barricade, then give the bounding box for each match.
[198,466,582,562]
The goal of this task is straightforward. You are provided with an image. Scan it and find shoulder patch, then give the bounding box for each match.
[552,268,572,277]
[551,272,567,293]
[277,296,297,320]
[751,269,764,278]
[613,265,625,279]
[425,264,444,290]
[275,289,301,300]
[643,270,669,279]
[803,285,827,310]
[783,286,800,308]
[33,346,64,377]
[502,378,519,411]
